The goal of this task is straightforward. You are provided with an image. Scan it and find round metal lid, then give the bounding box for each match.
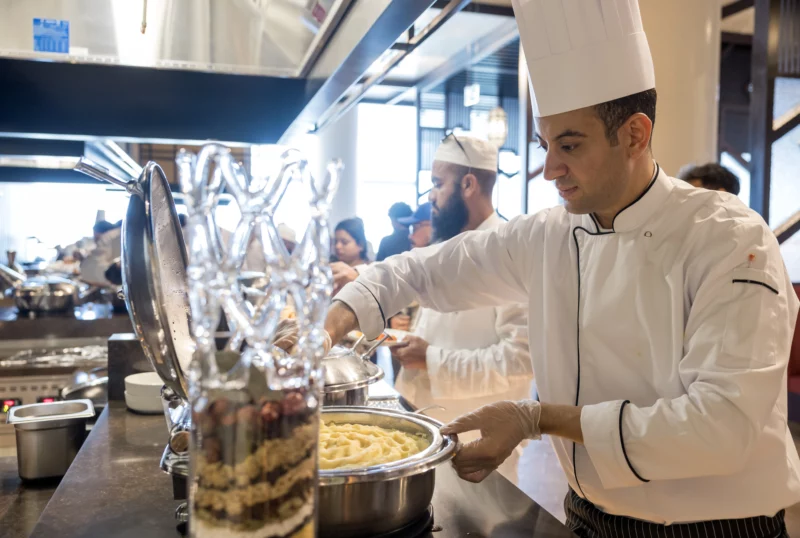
[323,345,383,392]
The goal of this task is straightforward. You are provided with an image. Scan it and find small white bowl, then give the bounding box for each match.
[124,372,163,400]
[124,390,163,414]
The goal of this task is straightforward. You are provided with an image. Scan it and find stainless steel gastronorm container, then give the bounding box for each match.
[7,399,95,480]
[318,407,457,538]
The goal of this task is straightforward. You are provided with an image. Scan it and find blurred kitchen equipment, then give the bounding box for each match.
[7,399,95,480]
[60,367,108,410]
[6,251,25,276]
[0,263,25,293]
[322,338,386,406]
[74,158,193,400]
[318,407,456,537]
[8,275,100,314]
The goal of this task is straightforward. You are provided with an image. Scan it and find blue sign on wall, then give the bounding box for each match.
[33,18,70,54]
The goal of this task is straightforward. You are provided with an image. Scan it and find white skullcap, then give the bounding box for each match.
[277,223,297,244]
[512,0,656,118]
[433,135,498,172]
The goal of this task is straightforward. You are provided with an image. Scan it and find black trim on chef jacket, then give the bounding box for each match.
[569,164,660,500]
[355,281,387,329]
[619,400,649,483]
[732,279,779,295]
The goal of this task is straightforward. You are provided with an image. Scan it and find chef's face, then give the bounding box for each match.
[430,161,470,241]
[535,107,637,217]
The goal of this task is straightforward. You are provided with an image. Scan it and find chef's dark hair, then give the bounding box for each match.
[594,88,657,146]
[677,163,741,196]
[335,218,369,261]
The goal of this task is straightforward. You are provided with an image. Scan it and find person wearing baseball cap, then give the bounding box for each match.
[321,0,798,535]
[397,202,433,249]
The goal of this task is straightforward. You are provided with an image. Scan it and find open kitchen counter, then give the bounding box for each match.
[0,455,60,538]
[25,403,575,538]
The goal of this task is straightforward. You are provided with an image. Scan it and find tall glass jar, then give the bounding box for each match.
[179,145,339,538]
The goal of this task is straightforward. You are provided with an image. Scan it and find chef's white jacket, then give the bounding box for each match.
[393,213,532,423]
[336,167,800,524]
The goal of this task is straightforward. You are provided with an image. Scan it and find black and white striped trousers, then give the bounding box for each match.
[565,489,789,538]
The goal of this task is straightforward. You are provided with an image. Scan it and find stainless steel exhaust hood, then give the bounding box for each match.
[0,0,450,145]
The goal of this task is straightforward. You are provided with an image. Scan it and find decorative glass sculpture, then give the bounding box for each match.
[177,144,340,538]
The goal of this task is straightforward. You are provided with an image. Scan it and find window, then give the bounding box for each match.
[356,103,418,249]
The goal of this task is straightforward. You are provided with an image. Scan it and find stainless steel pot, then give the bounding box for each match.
[322,344,384,406]
[9,275,99,313]
[318,407,457,537]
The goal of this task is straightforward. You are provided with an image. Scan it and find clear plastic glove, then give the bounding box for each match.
[441,400,541,483]
[271,319,332,356]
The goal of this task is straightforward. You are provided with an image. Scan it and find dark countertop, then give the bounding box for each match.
[28,404,574,538]
[0,304,132,340]
[0,456,60,538]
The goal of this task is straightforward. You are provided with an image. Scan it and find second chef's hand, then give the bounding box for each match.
[442,401,584,483]
[391,335,429,370]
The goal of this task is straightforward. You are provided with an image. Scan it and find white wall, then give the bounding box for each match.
[640,0,722,176]
[317,106,360,230]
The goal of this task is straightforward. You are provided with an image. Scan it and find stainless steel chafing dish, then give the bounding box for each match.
[318,407,457,538]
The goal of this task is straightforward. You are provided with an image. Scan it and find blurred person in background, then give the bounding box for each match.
[377,202,413,261]
[332,218,370,268]
[400,203,433,249]
[678,162,740,196]
[385,203,433,331]
[80,220,122,286]
[278,223,297,254]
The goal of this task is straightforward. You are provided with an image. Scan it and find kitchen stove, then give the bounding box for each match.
[0,337,108,448]
[367,505,435,538]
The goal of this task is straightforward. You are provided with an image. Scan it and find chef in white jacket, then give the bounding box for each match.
[390,136,532,426]
[324,0,800,535]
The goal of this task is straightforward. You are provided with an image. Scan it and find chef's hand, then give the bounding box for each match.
[391,335,429,370]
[389,314,411,331]
[271,319,332,356]
[331,262,359,295]
[442,400,541,483]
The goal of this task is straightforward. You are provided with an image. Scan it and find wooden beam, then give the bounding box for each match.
[722,0,755,19]
[775,209,800,244]
[772,103,800,141]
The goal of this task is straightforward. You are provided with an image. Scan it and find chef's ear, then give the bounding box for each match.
[461,173,479,198]
[625,112,653,159]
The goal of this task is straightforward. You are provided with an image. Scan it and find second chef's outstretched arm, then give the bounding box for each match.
[326,213,545,344]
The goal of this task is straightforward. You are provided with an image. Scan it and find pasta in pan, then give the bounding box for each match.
[319,421,429,470]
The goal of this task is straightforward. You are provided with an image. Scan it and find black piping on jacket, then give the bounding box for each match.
[569,164,660,500]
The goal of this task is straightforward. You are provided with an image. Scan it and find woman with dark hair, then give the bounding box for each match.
[333,218,369,268]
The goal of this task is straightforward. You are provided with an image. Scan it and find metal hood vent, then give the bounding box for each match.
[0,138,140,184]
[0,0,446,145]
[0,0,351,77]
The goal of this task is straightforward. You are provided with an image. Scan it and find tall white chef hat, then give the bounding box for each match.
[434,135,498,172]
[513,0,656,118]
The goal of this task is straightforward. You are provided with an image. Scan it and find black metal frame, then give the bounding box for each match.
[749,0,800,241]
[306,0,473,135]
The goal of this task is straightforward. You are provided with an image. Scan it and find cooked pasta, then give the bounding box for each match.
[319,421,429,470]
